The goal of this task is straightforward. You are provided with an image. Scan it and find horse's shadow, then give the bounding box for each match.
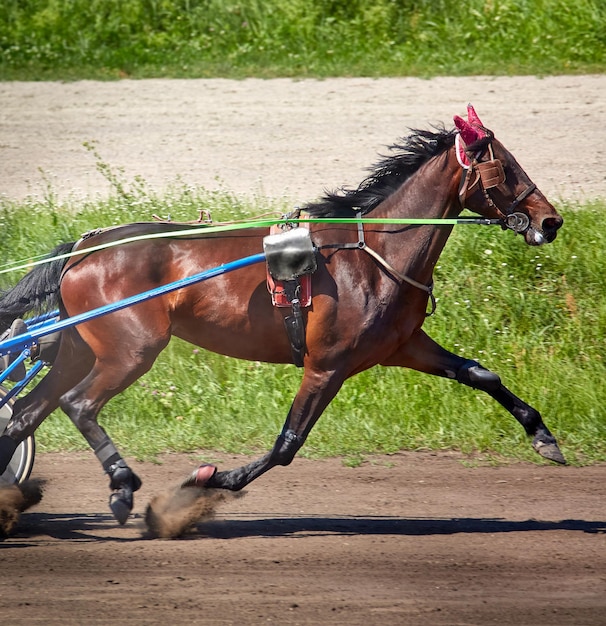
[2,512,604,544]
[194,514,606,540]
[1,511,125,545]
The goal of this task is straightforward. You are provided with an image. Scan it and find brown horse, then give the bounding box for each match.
[0,106,564,525]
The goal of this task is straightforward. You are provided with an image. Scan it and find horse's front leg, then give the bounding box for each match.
[381,329,566,464]
[187,367,347,491]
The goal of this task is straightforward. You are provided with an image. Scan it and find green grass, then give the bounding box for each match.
[2,2,604,467]
[0,172,605,465]
[1,0,605,79]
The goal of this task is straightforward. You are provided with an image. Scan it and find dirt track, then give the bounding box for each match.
[1,77,606,624]
[2,451,605,625]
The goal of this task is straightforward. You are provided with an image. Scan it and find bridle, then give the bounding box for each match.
[457,131,537,235]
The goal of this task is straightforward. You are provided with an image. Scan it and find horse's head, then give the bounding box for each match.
[454,104,563,246]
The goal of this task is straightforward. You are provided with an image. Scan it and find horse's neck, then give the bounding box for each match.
[382,151,462,221]
[372,151,462,284]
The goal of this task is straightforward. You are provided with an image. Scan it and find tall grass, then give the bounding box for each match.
[1,0,605,79]
[0,175,604,465]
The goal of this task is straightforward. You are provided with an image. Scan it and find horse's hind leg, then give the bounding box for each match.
[0,331,96,476]
[0,330,144,523]
[381,329,566,464]
[58,356,158,524]
[60,378,142,524]
[55,304,172,523]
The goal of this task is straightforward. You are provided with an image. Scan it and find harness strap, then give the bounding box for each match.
[508,182,537,213]
[319,212,437,317]
[361,245,437,316]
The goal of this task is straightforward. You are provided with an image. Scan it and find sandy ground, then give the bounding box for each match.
[0,76,605,624]
[1,75,605,205]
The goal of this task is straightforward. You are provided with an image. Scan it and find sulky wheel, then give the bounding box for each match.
[0,386,35,484]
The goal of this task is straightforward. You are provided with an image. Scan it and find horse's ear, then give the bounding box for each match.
[454,103,488,146]
[466,103,485,129]
[453,115,479,146]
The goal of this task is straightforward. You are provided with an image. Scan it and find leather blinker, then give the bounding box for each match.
[476,159,505,189]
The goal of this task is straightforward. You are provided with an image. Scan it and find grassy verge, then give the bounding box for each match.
[0,178,604,465]
[1,0,605,79]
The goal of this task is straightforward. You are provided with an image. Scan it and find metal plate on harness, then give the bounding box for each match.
[263,227,317,281]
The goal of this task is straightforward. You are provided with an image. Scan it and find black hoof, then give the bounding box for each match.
[109,492,132,525]
[106,460,142,523]
[532,438,567,465]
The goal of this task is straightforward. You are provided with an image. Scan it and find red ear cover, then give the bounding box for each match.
[453,115,479,146]
[454,104,487,146]
[466,103,484,129]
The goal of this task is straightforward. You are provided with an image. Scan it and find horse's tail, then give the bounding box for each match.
[0,242,75,333]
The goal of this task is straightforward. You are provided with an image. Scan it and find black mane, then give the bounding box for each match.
[302,126,456,218]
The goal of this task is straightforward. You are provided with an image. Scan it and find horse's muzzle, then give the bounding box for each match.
[527,215,563,245]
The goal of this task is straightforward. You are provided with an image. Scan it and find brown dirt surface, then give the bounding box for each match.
[1,451,605,625]
[1,77,606,624]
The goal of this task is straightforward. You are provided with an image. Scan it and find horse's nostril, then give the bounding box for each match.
[543,216,563,232]
[541,216,563,242]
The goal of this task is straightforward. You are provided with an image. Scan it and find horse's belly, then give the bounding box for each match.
[176,323,294,364]
[172,284,295,364]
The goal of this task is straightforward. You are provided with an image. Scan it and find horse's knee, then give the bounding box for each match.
[456,360,501,391]
[272,428,304,466]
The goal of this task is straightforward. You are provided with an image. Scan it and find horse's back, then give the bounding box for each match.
[75,221,215,247]
[61,220,298,363]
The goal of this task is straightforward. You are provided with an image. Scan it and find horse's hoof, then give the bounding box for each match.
[109,493,132,525]
[182,464,217,488]
[532,440,567,465]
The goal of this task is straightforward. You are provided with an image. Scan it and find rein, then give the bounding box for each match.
[1,136,527,320]
[0,215,500,277]
[313,133,538,316]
